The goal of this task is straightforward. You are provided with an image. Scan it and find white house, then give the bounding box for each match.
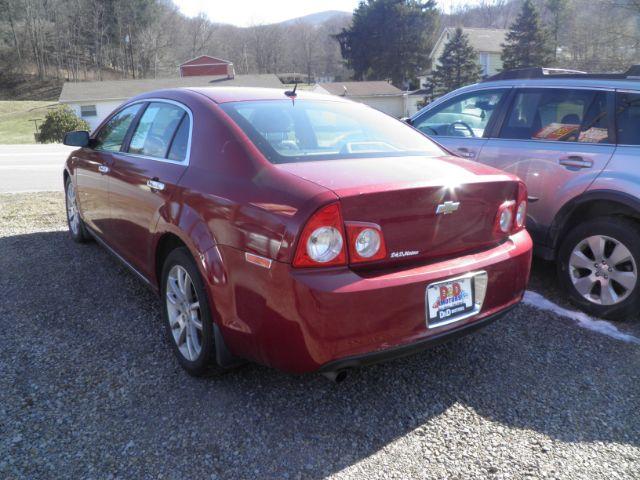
[418,27,508,88]
[59,73,282,131]
[312,81,407,118]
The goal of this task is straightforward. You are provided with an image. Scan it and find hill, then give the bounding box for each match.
[280,10,352,26]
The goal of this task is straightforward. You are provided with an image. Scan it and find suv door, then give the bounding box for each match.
[477,88,615,245]
[75,103,142,236]
[108,101,191,279]
[411,88,510,160]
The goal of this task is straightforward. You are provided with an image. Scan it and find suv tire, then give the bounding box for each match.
[557,217,640,320]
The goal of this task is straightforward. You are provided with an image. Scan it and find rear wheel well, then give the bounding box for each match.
[155,233,188,286]
[555,199,640,251]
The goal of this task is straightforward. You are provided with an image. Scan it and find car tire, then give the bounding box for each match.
[64,177,91,243]
[557,217,640,320]
[161,247,219,376]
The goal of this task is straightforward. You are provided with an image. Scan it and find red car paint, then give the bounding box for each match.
[65,87,532,374]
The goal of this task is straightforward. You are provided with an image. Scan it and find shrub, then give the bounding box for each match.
[36,105,90,143]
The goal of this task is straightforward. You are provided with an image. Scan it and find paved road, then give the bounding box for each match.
[0,144,74,193]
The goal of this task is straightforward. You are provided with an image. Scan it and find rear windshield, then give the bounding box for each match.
[220,100,444,163]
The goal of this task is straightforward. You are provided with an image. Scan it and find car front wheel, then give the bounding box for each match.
[161,247,218,376]
[65,177,90,243]
[557,217,640,320]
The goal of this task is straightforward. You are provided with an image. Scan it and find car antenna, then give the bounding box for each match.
[285,82,298,98]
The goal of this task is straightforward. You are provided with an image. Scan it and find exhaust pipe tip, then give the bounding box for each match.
[321,370,348,383]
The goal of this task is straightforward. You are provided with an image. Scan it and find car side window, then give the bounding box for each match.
[128,102,187,159]
[167,114,190,162]
[616,92,640,145]
[413,89,506,138]
[94,104,142,152]
[500,89,610,143]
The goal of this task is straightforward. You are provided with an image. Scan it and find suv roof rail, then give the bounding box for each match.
[484,66,640,82]
[483,67,587,81]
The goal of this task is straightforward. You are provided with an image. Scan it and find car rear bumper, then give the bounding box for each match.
[209,230,532,373]
[318,304,515,372]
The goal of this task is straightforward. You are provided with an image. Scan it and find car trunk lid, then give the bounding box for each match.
[277,155,519,266]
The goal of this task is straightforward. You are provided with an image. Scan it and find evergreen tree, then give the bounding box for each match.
[501,0,553,70]
[431,27,482,96]
[335,0,439,87]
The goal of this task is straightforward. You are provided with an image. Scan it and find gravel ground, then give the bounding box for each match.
[1,192,639,480]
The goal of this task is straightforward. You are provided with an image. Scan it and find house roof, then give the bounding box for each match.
[58,74,282,103]
[314,81,403,97]
[430,27,508,59]
[180,55,232,67]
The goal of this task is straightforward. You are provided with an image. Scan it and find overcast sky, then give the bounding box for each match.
[172,0,481,27]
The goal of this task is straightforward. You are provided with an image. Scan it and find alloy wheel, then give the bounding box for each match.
[569,235,637,306]
[166,265,203,361]
[66,181,80,235]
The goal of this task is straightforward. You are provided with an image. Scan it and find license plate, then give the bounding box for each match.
[426,276,475,327]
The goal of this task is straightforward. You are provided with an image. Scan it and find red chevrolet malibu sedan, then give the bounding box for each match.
[63,87,532,379]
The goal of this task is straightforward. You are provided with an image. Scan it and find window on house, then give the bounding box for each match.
[479,53,489,77]
[80,105,97,118]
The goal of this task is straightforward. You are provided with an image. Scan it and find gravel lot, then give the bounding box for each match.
[1,192,639,479]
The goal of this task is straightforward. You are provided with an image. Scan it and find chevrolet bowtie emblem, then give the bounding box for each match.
[435,201,460,215]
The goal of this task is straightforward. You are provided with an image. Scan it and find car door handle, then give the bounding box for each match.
[146,179,165,191]
[98,165,110,174]
[558,156,593,168]
[456,148,475,158]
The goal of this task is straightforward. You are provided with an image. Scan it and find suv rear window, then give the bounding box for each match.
[220,100,443,164]
[500,89,610,143]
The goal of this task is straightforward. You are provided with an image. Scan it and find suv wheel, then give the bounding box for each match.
[65,177,90,243]
[557,217,640,320]
[161,247,219,376]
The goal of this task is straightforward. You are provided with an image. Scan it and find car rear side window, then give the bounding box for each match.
[616,92,640,145]
[94,104,142,152]
[167,115,190,161]
[500,89,610,143]
[128,102,187,159]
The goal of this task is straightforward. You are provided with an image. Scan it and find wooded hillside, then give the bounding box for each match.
[1,0,640,100]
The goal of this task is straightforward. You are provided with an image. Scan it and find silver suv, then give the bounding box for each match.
[410,67,640,320]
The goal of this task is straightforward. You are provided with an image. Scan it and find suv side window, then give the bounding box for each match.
[128,102,187,159]
[500,89,610,143]
[94,104,142,152]
[413,89,506,138]
[616,92,640,145]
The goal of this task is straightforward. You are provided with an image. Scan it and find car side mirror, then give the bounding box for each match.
[63,130,90,147]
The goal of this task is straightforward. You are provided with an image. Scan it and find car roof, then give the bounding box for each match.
[181,86,353,104]
[474,77,640,91]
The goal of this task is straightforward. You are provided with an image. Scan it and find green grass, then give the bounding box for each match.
[0,101,57,144]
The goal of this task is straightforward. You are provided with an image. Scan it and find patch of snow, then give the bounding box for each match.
[523,290,640,345]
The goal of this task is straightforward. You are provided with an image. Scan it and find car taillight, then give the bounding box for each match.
[346,222,387,263]
[293,203,347,267]
[495,182,528,235]
[515,181,527,231]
